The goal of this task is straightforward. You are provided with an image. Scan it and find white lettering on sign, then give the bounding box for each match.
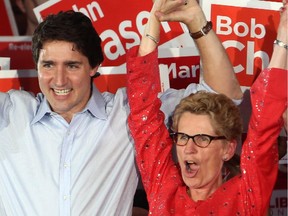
[72,2,104,22]
[101,30,126,61]
[71,2,175,63]
[217,16,269,74]
[119,21,141,50]
[8,43,32,51]
[246,41,269,74]
[223,40,269,74]
[269,189,287,216]
[99,11,174,61]
[168,63,199,79]
[270,196,287,208]
[216,16,265,39]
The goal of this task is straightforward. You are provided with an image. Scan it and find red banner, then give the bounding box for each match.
[0,69,127,95]
[34,0,184,67]
[0,0,282,94]
[0,36,34,70]
[203,0,281,87]
[0,0,19,36]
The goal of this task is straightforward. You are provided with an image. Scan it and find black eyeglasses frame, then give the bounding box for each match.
[169,131,226,148]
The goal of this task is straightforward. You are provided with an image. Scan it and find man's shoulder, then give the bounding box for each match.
[0,90,39,128]
[7,89,38,102]
[4,90,40,111]
[101,87,128,103]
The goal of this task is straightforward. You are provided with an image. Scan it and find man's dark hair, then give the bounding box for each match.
[32,10,104,69]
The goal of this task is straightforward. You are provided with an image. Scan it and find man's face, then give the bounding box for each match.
[37,40,97,122]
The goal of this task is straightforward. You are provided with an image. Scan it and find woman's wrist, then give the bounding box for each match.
[183,6,207,31]
[269,42,287,69]
[138,13,160,56]
[274,39,288,50]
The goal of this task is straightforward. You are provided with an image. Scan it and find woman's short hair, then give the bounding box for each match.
[171,91,243,141]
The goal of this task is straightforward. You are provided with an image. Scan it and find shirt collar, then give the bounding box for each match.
[85,85,107,119]
[31,85,107,124]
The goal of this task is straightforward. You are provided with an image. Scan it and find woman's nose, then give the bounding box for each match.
[184,138,198,154]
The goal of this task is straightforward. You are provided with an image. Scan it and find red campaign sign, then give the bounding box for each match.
[3,0,282,93]
[159,55,200,89]
[0,70,39,94]
[0,0,19,36]
[0,77,40,94]
[0,69,126,95]
[93,54,201,92]
[93,74,127,93]
[269,165,287,215]
[0,75,117,95]
[0,53,200,94]
[207,2,281,87]
[34,0,184,67]
[0,37,34,70]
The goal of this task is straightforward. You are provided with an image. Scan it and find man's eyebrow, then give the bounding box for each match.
[65,61,82,65]
[40,60,53,64]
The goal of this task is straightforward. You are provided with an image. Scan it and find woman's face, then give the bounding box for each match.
[176,112,229,197]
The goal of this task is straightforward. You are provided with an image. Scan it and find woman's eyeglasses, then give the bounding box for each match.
[170,132,226,148]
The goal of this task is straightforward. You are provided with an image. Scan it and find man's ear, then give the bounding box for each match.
[223,140,237,161]
[90,66,99,77]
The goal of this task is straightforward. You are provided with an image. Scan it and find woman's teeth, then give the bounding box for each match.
[185,161,196,171]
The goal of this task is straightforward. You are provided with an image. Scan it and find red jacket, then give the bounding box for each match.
[127,47,287,215]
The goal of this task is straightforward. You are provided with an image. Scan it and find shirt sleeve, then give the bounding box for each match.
[0,92,12,129]
[240,68,287,215]
[126,46,183,206]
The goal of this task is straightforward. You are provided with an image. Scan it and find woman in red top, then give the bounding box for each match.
[127,0,287,215]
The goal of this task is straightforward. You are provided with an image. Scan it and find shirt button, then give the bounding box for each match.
[63,195,69,200]
[64,163,69,168]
